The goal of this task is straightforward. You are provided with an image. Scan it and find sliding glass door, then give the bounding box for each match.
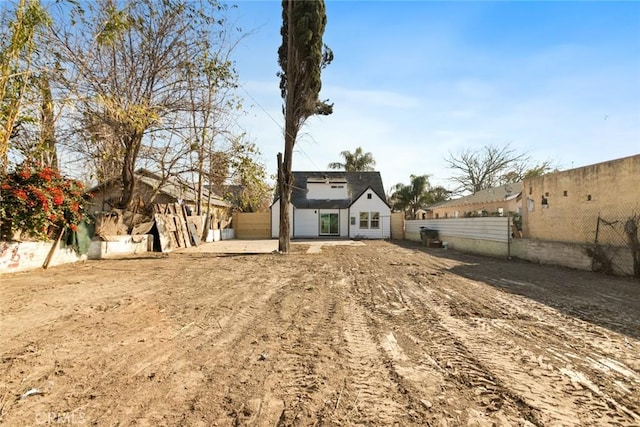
[319,212,339,235]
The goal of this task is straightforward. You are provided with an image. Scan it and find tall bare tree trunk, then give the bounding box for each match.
[119,131,143,210]
[278,151,292,253]
[278,0,296,254]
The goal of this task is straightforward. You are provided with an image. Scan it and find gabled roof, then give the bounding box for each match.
[88,169,230,207]
[277,171,388,209]
[430,182,523,209]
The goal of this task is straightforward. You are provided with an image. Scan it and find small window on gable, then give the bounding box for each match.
[367,193,372,199]
[359,212,369,229]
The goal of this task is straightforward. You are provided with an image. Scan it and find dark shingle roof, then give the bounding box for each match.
[278,171,388,209]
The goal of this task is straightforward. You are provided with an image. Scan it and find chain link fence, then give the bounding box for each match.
[589,203,640,277]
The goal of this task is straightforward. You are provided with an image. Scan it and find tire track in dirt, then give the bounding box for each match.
[340,301,407,425]
[184,261,351,426]
[378,243,640,424]
[2,254,296,426]
[453,280,640,422]
[337,249,491,425]
[340,249,527,424]
[139,266,298,426]
[373,277,539,426]
[3,241,639,426]
[413,268,640,425]
[391,254,640,426]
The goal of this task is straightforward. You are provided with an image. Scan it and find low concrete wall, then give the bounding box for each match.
[1,240,83,274]
[2,235,154,274]
[442,236,510,258]
[406,231,511,258]
[511,238,636,275]
[510,239,592,271]
[87,235,152,259]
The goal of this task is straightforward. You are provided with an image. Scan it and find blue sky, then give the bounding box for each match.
[226,1,640,192]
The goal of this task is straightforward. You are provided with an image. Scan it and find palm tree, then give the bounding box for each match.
[390,175,450,219]
[328,147,376,171]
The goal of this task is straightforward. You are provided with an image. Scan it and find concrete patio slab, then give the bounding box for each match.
[177,239,364,254]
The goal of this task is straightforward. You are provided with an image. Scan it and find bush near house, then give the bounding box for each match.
[0,162,89,241]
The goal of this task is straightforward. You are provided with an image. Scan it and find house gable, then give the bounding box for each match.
[349,185,391,209]
[271,171,390,239]
[348,187,391,239]
[286,171,387,209]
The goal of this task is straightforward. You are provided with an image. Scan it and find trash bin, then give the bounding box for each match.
[419,227,439,246]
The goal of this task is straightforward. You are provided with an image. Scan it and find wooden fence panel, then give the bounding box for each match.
[233,212,271,239]
[391,212,405,240]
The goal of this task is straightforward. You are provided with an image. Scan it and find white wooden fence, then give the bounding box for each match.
[406,217,511,242]
[405,217,513,258]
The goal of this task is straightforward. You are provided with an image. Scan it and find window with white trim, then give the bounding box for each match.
[359,212,369,229]
[370,212,380,229]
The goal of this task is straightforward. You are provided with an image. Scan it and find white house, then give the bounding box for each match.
[271,171,391,239]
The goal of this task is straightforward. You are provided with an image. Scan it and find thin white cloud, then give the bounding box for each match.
[231,2,640,193]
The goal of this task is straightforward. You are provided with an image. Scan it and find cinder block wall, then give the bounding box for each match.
[522,155,640,244]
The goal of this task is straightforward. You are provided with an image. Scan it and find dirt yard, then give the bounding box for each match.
[1,240,639,426]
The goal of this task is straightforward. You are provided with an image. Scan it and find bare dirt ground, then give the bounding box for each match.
[1,240,639,426]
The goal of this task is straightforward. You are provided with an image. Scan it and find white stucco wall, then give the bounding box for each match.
[1,240,83,274]
[340,209,349,237]
[294,209,319,238]
[87,235,152,259]
[292,208,349,237]
[270,200,294,238]
[349,190,391,239]
[307,182,348,200]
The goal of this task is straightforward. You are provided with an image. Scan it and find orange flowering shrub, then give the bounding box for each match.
[0,162,89,240]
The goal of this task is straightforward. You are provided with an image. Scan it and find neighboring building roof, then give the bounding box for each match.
[88,169,230,207]
[276,171,388,209]
[430,182,523,209]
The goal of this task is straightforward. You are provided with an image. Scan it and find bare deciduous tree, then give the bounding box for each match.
[50,0,235,209]
[446,144,553,194]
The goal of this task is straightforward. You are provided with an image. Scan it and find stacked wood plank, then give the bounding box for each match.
[152,203,202,252]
